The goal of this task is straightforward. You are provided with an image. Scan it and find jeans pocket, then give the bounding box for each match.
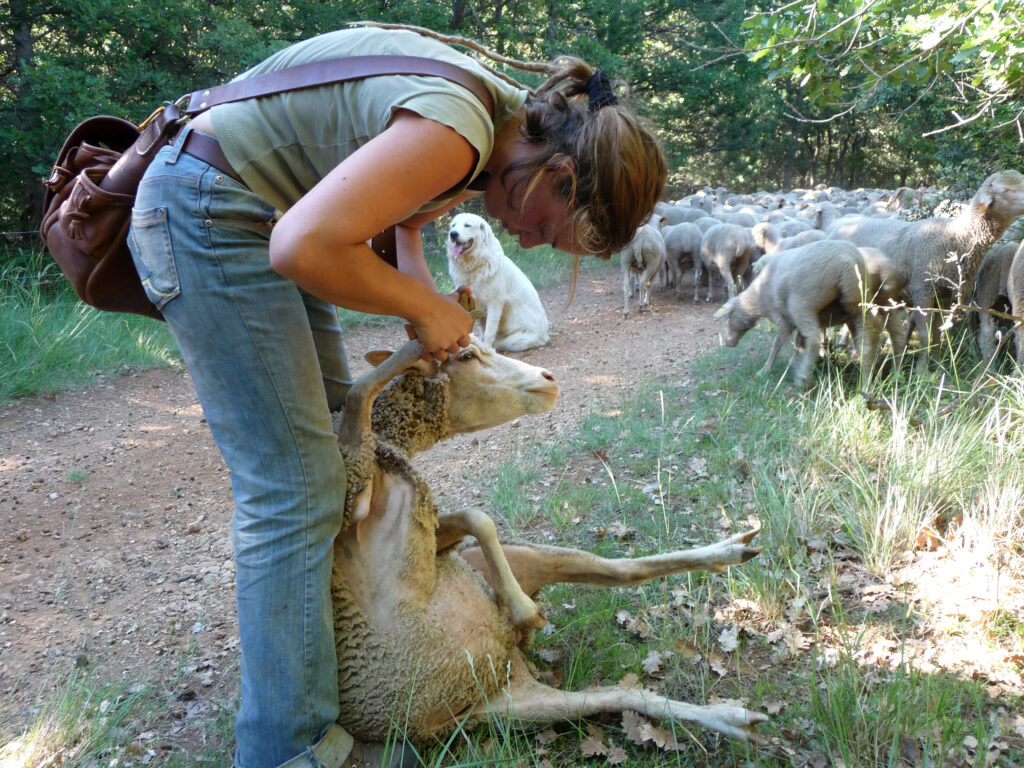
[128,206,181,310]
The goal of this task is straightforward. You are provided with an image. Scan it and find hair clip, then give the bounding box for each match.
[586,70,617,112]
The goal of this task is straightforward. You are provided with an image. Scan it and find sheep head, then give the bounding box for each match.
[972,170,1024,229]
[714,297,752,348]
[364,336,558,455]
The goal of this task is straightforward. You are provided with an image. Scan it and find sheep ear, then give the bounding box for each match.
[365,349,437,376]
[713,299,734,318]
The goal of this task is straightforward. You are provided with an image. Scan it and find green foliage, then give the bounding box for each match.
[742,1,1024,183]
[4,0,1024,239]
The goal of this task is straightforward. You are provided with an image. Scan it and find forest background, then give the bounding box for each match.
[3,0,1024,262]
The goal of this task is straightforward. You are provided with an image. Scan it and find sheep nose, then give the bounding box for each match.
[541,370,555,382]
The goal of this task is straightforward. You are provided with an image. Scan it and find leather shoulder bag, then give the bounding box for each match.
[40,56,496,320]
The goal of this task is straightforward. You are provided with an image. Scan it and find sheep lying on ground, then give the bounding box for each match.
[751,221,827,255]
[827,170,1024,370]
[972,241,1019,361]
[714,240,897,387]
[697,223,758,302]
[332,336,767,747]
[620,216,667,316]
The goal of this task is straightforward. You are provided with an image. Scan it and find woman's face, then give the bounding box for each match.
[482,166,585,255]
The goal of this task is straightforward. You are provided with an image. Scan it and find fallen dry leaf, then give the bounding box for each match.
[607,745,628,764]
[622,710,646,744]
[717,623,739,652]
[580,724,609,757]
[617,672,639,689]
[642,649,667,677]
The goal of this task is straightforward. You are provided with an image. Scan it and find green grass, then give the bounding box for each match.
[432,324,1024,766]
[2,233,583,402]
[4,255,1023,766]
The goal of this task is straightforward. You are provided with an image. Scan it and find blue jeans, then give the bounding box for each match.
[129,127,353,768]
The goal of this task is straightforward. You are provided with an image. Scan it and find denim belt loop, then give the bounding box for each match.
[166,123,193,165]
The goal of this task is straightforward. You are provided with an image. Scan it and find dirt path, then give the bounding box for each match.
[0,267,721,742]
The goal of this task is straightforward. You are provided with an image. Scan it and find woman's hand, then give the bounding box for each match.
[405,291,473,361]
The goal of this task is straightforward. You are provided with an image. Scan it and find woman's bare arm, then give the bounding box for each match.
[269,111,476,357]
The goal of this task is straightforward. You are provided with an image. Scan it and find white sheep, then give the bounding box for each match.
[827,170,1024,370]
[713,240,895,387]
[694,215,721,233]
[751,221,827,255]
[972,241,1020,361]
[662,221,703,297]
[1005,241,1024,366]
[332,336,767,746]
[620,217,667,316]
[696,222,758,303]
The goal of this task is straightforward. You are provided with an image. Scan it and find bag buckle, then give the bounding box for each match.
[137,96,191,131]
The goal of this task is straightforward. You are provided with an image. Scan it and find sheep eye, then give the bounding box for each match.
[457,349,476,362]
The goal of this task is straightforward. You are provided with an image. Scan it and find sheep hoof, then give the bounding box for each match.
[508,600,547,631]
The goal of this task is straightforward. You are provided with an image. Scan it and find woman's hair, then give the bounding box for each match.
[355,22,668,262]
[512,57,667,259]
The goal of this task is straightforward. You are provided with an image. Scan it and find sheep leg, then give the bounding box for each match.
[791,316,821,387]
[885,309,908,357]
[908,304,933,371]
[464,651,767,744]
[639,265,659,312]
[1016,322,1024,368]
[758,319,794,377]
[718,264,735,301]
[435,508,547,630]
[459,528,760,597]
[693,259,703,303]
[707,260,721,302]
[978,313,997,361]
[853,313,882,386]
[622,259,633,316]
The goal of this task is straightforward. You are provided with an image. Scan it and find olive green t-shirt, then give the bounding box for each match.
[210,27,528,213]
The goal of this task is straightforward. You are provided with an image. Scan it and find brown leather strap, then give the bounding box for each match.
[181,131,244,184]
[185,55,494,118]
[370,226,398,268]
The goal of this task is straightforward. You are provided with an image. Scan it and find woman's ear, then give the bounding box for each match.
[550,156,576,178]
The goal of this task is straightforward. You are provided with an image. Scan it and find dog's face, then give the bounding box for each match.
[448,213,493,262]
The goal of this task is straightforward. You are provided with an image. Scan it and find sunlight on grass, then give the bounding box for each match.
[0,667,151,768]
[1,282,179,401]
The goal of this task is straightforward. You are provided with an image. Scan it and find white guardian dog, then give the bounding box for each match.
[446,212,550,352]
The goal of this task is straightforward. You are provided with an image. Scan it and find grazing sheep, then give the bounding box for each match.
[694,215,720,233]
[1006,241,1024,366]
[972,241,1020,361]
[662,221,702,297]
[827,170,1024,370]
[447,213,549,352]
[621,217,667,316]
[721,210,759,228]
[714,240,894,387]
[751,221,827,255]
[696,223,758,303]
[332,336,767,746]
[776,218,815,237]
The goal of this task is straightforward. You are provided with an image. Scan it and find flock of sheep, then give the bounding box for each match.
[621,170,1024,386]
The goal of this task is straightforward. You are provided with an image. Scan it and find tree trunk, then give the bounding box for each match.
[9,0,45,227]
[450,0,467,28]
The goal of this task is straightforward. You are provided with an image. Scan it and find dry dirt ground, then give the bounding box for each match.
[0,267,722,753]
